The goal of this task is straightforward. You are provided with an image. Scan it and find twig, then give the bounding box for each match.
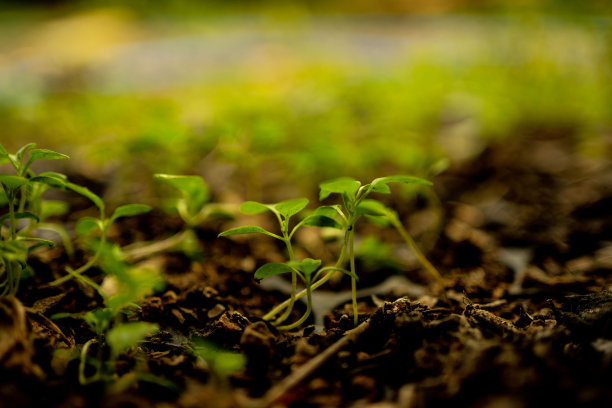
[242,318,372,408]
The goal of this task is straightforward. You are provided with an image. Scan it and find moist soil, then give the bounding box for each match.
[2,133,612,408]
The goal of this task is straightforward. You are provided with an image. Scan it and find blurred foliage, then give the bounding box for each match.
[1,2,611,203]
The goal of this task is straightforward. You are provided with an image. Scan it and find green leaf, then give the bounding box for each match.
[76,217,101,236]
[67,182,105,213]
[319,177,361,200]
[0,144,7,155]
[369,183,391,194]
[301,215,343,229]
[287,258,321,275]
[154,174,209,214]
[274,198,308,219]
[0,211,39,226]
[84,308,114,336]
[356,199,389,217]
[39,200,69,220]
[18,237,56,251]
[28,149,69,161]
[111,204,152,222]
[313,206,339,218]
[254,262,293,280]
[239,201,270,214]
[16,143,36,163]
[218,225,278,238]
[0,174,28,190]
[30,173,67,189]
[0,241,28,262]
[371,175,433,189]
[107,322,159,356]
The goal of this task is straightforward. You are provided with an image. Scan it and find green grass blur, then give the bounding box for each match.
[1,1,611,203]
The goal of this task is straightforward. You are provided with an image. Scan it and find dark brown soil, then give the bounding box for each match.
[2,133,612,407]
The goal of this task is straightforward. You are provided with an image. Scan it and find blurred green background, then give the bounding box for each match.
[1,0,611,204]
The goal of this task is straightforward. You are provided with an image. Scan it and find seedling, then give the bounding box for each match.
[219,198,342,327]
[56,242,163,385]
[50,182,151,287]
[1,143,69,295]
[121,174,231,262]
[257,175,437,327]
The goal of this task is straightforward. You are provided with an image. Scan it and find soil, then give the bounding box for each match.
[2,132,612,408]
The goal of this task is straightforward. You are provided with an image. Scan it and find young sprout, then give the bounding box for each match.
[219,198,340,327]
[265,175,436,326]
[121,174,231,262]
[0,143,69,295]
[50,181,151,287]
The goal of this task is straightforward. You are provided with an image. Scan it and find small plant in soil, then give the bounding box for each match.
[219,175,438,328]
[54,241,163,387]
[120,174,231,262]
[50,183,151,288]
[219,198,343,328]
[1,143,69,295]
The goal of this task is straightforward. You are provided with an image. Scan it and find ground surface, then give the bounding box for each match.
[2,133,612,407]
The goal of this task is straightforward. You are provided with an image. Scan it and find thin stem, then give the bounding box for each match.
[263,231,349,321]
[272,236,297,326]
[123,229,189,262]
[389,213,442,284]
[349,228,358,326]
[50,231,107,286]
[276,284,312,331]
[8,194,16,240]
[79,338,100,385]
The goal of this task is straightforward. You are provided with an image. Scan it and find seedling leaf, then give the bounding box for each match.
[40,200,69,220]
[0,211,39,225]
[18,237,56,251]
[274,198,308,219]
[239,201,270,214]
[254,262,293,280]
[0,175,28,190]
[107,321,159,356]
[313,206,338,218]
[76,217,101,236]
[356,199,389,217]
[30,172,68,189]
[287,258,321,275]
[67,182,105,213]
[16,143,36,162]
[0,144,7,155]
[319,177,361,200]
[301,215,342,229]
[371,175,433,188]
[111,204,152,222]
[218,225,278,238]
[28,149,69,161]
[154,174,209,214]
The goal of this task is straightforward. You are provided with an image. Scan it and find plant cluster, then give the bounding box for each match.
[1,141,442,399]
[220,175,439,328]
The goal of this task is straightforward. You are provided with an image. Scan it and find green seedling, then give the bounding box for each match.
[1,143,69,295]
[219,198,341,327]
[50,182,151,287]
[121,174,231,262]
[55,242,163,386]
[263,175,437,326]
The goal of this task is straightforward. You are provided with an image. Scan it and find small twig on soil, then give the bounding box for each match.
[242,318,372,408]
